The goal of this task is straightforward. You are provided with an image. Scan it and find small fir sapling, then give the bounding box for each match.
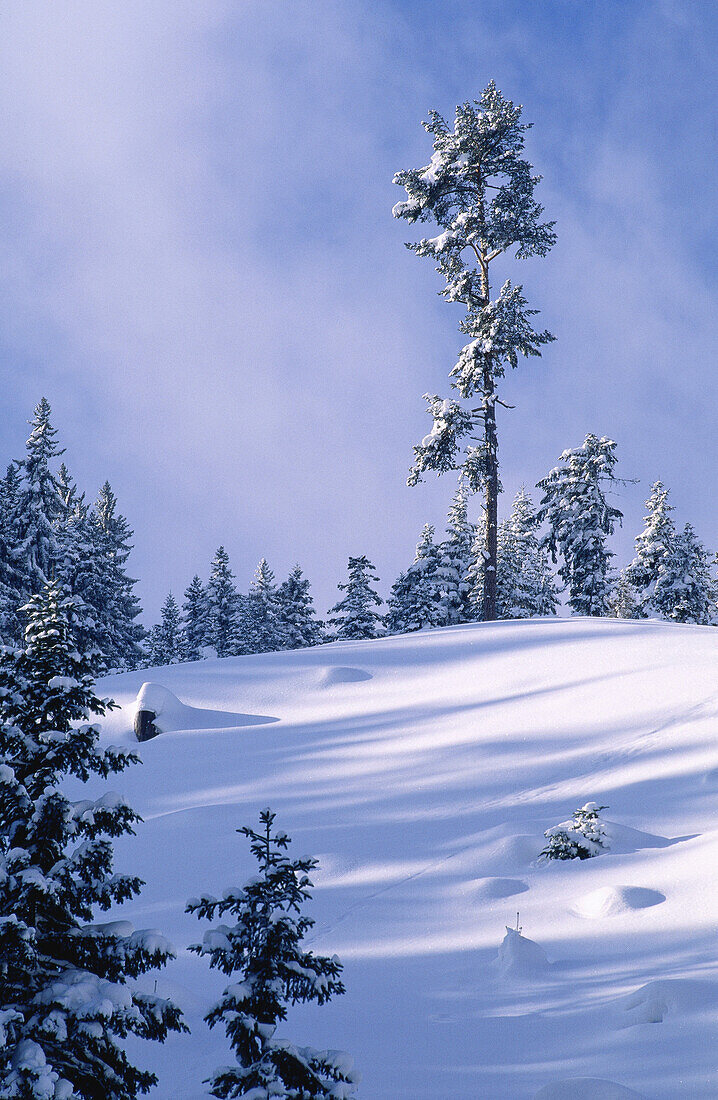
[186,808,358,1099]
[393,83,556,621]
[541,802,610,861]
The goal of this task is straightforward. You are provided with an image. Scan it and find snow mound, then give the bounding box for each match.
[485,834,543,871]
[469,877,529,901]
[534,1079,645,1099]
[315,666,372,687]
[614,979,718,1029]
[496,926,550,979]
[602,821,673,854]
[573,885,665,919]
[134,682,275,736]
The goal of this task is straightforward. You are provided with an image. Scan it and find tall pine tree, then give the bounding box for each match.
[0,583,185,1098]
[394,83,556,621]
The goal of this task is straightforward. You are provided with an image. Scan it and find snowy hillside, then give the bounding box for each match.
[92,619,718,1098]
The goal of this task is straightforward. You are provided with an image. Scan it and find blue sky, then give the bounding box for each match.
[1,1,717,619]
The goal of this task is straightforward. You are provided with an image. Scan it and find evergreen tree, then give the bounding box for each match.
[248,559,284,654]
[276,566,325,649]
[671,523,718,624]
[149,592,182,665]
[0,464,24,643]
[182,574,210,660]
[541,803,609,861]
[537,434,623,616]
[625,481,676,619]
[0,582,185,1098]
[328,556,383,640]
[89,482,145,670]
[384,569,414,635]
[394,83,556,621]
[494,487,558,619]
[186,809,357,1100]
[608,570,640,619]
[436,482,475,625]
[206,546,242,658]
[385,525,444,634]
[466,522,488,622]
[622,481,716,622]
[56,462,84,514]
[15,398,64,594]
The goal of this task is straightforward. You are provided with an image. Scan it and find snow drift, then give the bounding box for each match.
[87,618,718,1097]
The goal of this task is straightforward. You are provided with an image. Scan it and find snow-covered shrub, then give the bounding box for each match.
[541,802,609,861]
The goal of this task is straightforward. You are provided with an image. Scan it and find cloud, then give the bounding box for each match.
[0,1,716,616]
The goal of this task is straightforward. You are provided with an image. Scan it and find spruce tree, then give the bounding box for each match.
[54,474,107,673]
[15,398,64,594]
[608,570,640,619]
[249,559,284,654]
[541,803,610,861]
[89,482,145,670]
[394,83,556,621]
[0,582,185,1098]
[0,464,24,644]
[622,481,716,622]
[671,523,718,624]
[206,546,241,658]
[276,566,325,649]
[149,592,182,666]
[328,556,383,640]
[182,574,209,660]
[385,525,444,634]
[186,809,357,1100]
[625,481,675,618]
[537,434,623,616]
[494,487,558,619]
[436,482,475,625]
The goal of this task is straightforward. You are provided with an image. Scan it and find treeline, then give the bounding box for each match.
[152,430,718,665]
[2,403,716,676]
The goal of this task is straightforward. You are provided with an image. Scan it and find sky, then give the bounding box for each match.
[1,0,717,622]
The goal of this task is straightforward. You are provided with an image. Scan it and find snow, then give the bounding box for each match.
[133,680,276,735]
[572,885,665,919]
[83,617,718,1097]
